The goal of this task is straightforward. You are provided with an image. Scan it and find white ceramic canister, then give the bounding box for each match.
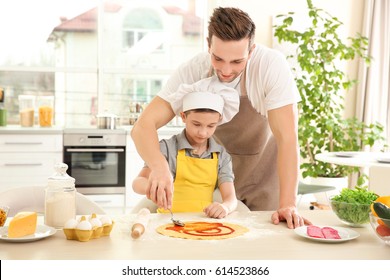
[45,163,76,228]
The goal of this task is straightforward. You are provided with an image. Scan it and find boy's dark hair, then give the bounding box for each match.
[207,7,256,49]
[184,108,219,116]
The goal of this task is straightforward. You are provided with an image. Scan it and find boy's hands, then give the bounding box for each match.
[204,202,229,219]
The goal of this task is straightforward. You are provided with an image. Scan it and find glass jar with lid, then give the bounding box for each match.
[37,95,54,127]
[18,95,35,127]
[44,163,76,228]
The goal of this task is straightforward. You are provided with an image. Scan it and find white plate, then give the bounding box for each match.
[0,225,57,243]
[294,226,360,243]
[334,152,356,158]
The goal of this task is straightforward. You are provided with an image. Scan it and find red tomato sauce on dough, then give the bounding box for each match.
[166,222,235,236]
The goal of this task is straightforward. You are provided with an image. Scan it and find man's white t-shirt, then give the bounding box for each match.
[158,45,301,117]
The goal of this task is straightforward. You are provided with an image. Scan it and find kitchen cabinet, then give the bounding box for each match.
[0,131,63,190]
[84,194,126,209]
[82,194,127,215]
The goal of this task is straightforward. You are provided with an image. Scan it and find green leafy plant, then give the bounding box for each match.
[332,186,378,204]
[273,0,385,179]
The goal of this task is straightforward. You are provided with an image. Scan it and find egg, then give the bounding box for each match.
[90,217,102,228]
[76,220,92,230]
[100,215,112,225]
[89,213,98,220]
[64,218,78,229]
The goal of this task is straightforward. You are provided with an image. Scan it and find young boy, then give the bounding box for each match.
[132,76,239,219]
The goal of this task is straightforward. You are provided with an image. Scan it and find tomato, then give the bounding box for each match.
[376,224,390,237]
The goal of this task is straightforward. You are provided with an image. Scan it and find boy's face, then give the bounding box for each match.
[181,111,221,146]
[208,36,254,83]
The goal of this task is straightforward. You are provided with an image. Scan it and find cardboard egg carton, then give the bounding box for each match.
[63,214,114,242]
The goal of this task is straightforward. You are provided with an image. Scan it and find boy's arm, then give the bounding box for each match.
[219,182,238,213]
[204,147,237,218]
[204,182,237,219]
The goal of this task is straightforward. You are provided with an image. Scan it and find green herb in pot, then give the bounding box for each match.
[330,186,379,225]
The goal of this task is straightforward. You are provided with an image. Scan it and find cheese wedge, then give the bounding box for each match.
[8,212,38,238]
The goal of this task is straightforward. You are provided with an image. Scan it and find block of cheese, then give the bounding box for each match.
[8,212,38,238]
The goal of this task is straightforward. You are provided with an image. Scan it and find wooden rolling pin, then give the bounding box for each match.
[131,208,151,239]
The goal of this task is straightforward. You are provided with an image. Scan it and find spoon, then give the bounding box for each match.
[169,209,185,227]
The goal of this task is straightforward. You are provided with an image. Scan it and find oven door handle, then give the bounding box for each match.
[66,148,125,152]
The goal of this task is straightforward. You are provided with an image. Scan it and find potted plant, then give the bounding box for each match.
[273,0,385,184]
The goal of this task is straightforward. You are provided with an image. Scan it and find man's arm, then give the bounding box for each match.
[268,103,310,228]
[131,96,176,209]
[268,103,299,208]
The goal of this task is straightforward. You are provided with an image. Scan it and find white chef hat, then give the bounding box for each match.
[167,76,240,125]
[182,91,224,114]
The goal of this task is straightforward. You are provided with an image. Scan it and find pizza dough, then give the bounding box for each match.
[156,221,249,240]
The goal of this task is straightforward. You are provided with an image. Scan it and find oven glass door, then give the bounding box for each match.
[64,147,125,187]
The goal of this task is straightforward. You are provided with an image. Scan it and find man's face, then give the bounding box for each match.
[208,36,253,83]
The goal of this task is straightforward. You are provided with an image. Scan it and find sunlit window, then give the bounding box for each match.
[122,7,163,50]
[0,0,206,128]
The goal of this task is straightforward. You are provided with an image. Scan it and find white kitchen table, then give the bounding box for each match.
[316,151,390,195]
[0,210,388,260]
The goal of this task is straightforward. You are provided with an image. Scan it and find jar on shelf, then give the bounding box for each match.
[45,163,76,229]
[37,96,54,127]
[18,95,35,127]
[0,108,6,127]
[0,87,6,127]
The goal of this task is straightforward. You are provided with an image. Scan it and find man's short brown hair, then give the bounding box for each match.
[207,7,256,49]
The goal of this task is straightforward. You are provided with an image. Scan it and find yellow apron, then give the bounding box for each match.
[158,149,218,213]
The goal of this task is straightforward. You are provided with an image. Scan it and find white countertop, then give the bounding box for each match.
[0,125,64,134]
[0,210,388,260]
[0,125,183,136]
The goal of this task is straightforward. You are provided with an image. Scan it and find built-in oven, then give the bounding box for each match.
[63,129,126,195]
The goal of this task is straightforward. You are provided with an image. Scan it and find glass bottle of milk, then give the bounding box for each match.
[45,163,76,228]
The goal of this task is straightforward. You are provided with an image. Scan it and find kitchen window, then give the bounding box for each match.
[124,79,162,103]
[0,0,206,128]
[124,30,147,49]
[122,7,164,51]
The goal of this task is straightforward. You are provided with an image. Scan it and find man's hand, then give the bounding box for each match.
[271,207,311,229]
[146,166,173,210]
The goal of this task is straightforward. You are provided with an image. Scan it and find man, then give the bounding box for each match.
[131,7,310,228]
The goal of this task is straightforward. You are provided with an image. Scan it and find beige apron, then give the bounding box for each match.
[213,69,280,210]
